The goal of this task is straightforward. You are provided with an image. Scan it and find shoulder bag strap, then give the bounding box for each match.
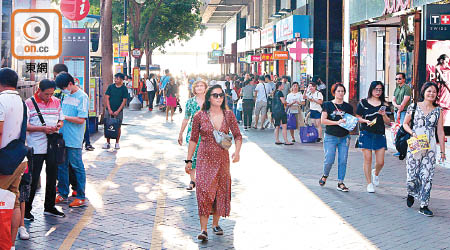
[332,102,344,119]
[411,103,417,129]
[19,101,27,143]
[262,83,268,100]
[31,97,46,126]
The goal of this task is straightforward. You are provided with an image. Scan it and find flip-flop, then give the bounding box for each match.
[275,142,283,145]
[284,143,294,145]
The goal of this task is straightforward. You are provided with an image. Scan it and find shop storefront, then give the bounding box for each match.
[260,26,276,76]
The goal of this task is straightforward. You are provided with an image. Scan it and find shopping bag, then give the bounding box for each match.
[104,117,119,139]
[0,188,16,250]
[391,118,401,142]
[287,113,297,130]
[300,125,318,143]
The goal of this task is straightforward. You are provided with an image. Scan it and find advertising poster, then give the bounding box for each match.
[89,78,96,117]
[426,40,450,125]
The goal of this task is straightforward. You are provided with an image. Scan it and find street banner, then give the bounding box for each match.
[133,67,140,89]
[113,43,119,57]
[88,78,97,117]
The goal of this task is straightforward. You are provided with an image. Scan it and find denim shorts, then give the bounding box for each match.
[357,130,387,150]
[310,110,321,119]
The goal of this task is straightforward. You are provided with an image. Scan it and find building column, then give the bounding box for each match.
[342,0,350,102]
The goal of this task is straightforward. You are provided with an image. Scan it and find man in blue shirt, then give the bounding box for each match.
[55,72,89,208]
[160,69,171,93]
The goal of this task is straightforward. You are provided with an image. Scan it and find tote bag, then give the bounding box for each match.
[300,125,318,143]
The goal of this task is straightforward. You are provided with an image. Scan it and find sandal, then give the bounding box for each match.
[284,142,294,145]
[275,142,283,145]
[319,175,328,186]
[186,181,196,191]
[337,183,349,192]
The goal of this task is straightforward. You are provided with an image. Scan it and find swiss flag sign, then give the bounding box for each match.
[442,15,450,25]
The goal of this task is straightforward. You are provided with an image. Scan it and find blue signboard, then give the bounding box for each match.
[275,15,311,43]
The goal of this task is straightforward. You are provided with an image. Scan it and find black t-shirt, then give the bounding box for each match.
[106,84,128,112]
[322,101,354,137]
[272,90,285,114]
[356,99,391,134]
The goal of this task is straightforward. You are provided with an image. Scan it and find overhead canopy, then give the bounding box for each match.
[201,0,248,26]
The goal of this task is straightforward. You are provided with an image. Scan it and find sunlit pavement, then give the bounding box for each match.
[15,106,450,250]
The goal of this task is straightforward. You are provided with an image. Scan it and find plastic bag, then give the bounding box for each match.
[0,188,16,250]
[300,125,318,143]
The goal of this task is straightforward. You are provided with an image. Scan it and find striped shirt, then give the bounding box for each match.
[25,94,64,154]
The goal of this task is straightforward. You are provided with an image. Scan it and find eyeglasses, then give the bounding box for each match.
[211,93,225,99]
[374,88,383,92]
[395,78,403,80]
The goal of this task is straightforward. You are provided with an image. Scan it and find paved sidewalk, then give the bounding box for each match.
[15,108,450,250]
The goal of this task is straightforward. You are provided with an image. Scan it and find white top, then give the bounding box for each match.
[146,79,155,92]
[255,82,274,102]
[0,90,25,149]
[286,92,304,114]
[306,91,323,112]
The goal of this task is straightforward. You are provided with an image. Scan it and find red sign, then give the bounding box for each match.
[442,15,450,25]
[120,51,128,57]
[60,0,91,21]
[132,48,142,58]
[251,55,261,62]
[382,0,410,15]
[289,41,314,62]
[261,54,273,61]
[273,51,289,60]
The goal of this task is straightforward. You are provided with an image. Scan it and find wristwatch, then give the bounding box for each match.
[184,160,193,164]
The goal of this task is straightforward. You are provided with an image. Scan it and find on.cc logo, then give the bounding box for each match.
[23,16,50,44]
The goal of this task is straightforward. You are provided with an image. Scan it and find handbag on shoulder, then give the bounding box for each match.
[208,111,232,150]
[31,97,66,166]
[395,103,417,160]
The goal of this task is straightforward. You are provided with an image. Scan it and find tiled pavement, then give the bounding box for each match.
[15,107,450,250]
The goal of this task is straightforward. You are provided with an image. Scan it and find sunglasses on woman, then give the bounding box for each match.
[211,93,225,99]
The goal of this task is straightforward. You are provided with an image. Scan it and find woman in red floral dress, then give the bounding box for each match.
[185,84,242,241]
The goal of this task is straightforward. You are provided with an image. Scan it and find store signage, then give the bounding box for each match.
[60,0,90,21]
[132,67,139,88]
[225,54,236,64]
[114,57,124,63]
[425,4,450,40]
[238,57,246,63]
[289,41,313,62]
[246,55,252,63]
[251,55,261,62]
[252,31,261,50]
[113,43,119,57]
[261,26,275,47]
[261,54,273,61]
[212,50,223,57]
[276,15,311,42]
[382,0,410,15]
[132,48,141,58]
[273,51,289,60]
[219,56,225,64]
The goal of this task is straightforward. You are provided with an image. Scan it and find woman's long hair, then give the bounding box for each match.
[367,81,386,104]
[202,84,227,111]
[420,82,440,107]
[437,54,449,66]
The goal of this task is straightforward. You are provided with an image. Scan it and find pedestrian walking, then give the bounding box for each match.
[355,81,391,193]
[178,80,207,191]
[103,73,128,150]
[402,82,445,217]
[25,79,66,221]
[0,68,28,249]
[319,83,353,192]
[304,82,324,142]
[185,85,242,241]
[164,78,178,122]
[254,76,273,129]
[272,82,293,145]
[147,73,157,111]
[55,72,89,208]
[286,82,305,142]
[241,80,255,130]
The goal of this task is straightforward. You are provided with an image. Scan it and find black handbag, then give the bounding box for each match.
[395,103,416,160]
[0,101,30,175]
[31,97,66,166]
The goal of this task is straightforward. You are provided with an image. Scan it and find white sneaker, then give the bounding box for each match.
[372,169,379,186]
[115,143,120,149]
[367,183,375,193]
[102,143,110,149]
[18,226,30,240]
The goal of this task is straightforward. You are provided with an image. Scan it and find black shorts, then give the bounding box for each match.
[273,112,287,127]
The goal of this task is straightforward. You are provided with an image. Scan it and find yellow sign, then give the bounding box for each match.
[132,67,140,89]
[211,42,219,50]
[121,35,129,44]
[113,43,119,57]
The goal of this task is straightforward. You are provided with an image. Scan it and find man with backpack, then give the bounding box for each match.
[25,80,65,220]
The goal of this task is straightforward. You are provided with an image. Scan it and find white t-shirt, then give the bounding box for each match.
[0,90,25,149]
[255,82,274,102]
[146,79,155,92]
[286,92,304,114]
[307,91,323,112]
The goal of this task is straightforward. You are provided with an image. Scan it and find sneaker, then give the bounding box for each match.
[24,212,34,221]
[44,208,65,218]
[85,145,95,151]
[407,195,414,208]
[18,226,30,240]
[316,138,323,143]
[336,183,349,192]
[115,143,120,149]
[372,169,379,186]
[71,191,77,197]
[419,206,434,217]
[69,199,86,208]
[102,143,110,149]
[55,195,66,204]
[197,231,208,241]
[367,183,375,193]
[213,226,224,235]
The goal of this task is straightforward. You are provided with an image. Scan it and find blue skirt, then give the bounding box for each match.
[357,130,387,150]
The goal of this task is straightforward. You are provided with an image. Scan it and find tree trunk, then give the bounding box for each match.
[146,47,153,77]
[101,0,113,115]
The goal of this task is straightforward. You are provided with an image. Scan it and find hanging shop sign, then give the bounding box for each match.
[261,54,273,61]
[424,4,450,40]
[276,15,311,42]
[251,55,261,62]
[289,41,314,62]
[251,30,261,50]
[261,26,275,47]
[60,0,90,21]
[238,57,246,63]
[273,51,289,60]
[114,57,124,63]
[383,0,411,15]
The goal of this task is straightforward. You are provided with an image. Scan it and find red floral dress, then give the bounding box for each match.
[190,110,242,217]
